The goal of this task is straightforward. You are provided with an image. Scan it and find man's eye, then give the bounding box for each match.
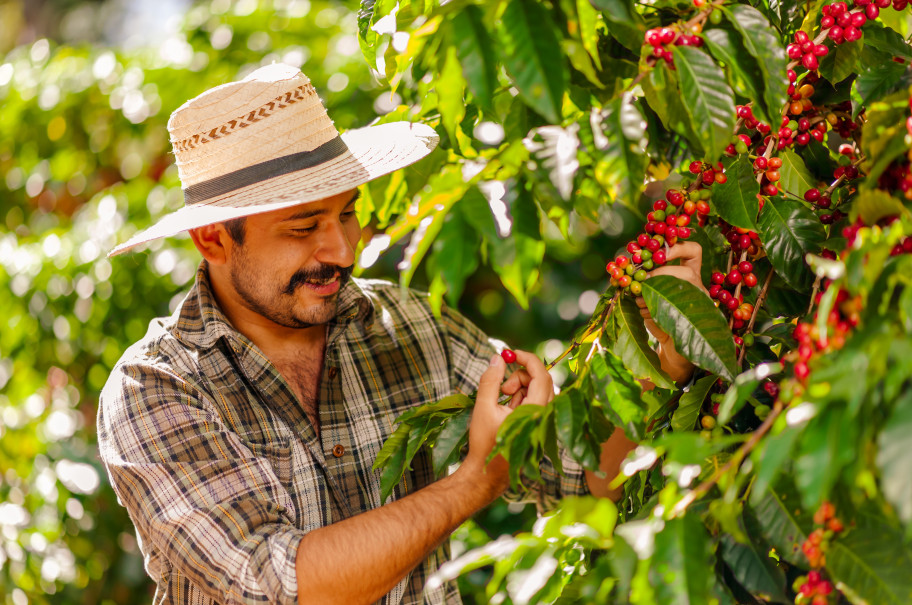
[291,226,317,234]
[341,211,356,220]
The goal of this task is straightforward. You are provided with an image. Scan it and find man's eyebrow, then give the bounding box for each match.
[280,191,361,222]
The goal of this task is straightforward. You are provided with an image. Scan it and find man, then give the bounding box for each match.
[98,64,700,605]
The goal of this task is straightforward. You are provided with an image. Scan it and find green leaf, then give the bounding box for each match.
[819,39,863,82]
[854,61,911,114]
[640,275,739,380]
[862,89,910,167]
[798,0,827,33]
[673,45,737,161]
[438,46,467,150]
[794,405,855,508]
[612,297,676,390]
[642,63,705,157]
[802,140,835,182]
[375,423,412,503]
[863,20,912,61]
[590,350,648,441]
[703,27,771,124]
[395,393,474,425]
[488,233,546,310]
[671,374,717,433]
[877,390,912,524]
[589,0,645,52]
[750,424,801,501]
[496,405,543,487]
[861,91,910,185]
[712,155,760,230]
[497,0,567,123]
[827,512,912,605]
[431,407,472,476]
[592,96,649,209]
[756,198,826,291]
[554,390,600,469]
[718,363,783,425]
[575,0,602,70]
[748,482,811,567]
[777,150,817,198]
[719,534,788,603]
[358,0,381,63]
[853,189,908,226]
[427,199,480,306]
[452,5,499,112]
[721,5,789,125]
[650,516,715,604]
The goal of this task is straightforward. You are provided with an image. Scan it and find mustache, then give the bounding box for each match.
[283,264,353,295]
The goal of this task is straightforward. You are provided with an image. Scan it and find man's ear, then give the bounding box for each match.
[189,224,232,265]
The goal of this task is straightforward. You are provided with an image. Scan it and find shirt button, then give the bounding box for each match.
[327,367,338,379]
[332,444,345,458]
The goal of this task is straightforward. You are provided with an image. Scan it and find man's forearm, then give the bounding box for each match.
[295,463,498,605]
[585,427,637,500]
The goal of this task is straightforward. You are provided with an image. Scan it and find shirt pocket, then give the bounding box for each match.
[242,438,293,486]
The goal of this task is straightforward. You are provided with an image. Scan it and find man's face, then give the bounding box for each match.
[225,189,362,329]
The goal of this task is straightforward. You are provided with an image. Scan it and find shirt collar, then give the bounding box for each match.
[170,262,374,350]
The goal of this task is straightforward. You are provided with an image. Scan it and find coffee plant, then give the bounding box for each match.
[360,0,912,602]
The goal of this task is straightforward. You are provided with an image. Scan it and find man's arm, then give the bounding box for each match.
[585,242,707,500]
[294,351,551,604]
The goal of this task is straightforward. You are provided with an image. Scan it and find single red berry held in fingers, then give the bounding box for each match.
[501,349,517,364]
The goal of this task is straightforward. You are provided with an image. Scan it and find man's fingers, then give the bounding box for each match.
[647,265,709,296]
[664,240,702,265]
[501,369,530,396]
[477,355,507,407]
[647,265,697,281]
[512,350,552,405]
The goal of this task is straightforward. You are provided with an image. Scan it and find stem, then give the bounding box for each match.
[737,269,775,366]
[546,292,620,370]
[807,276,822,316]
[670,399,784,518]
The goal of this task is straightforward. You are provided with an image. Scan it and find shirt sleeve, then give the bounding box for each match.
[98,358,304,605]
[439,305,590,511]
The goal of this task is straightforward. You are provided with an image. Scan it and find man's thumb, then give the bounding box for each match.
[477,355,506,405]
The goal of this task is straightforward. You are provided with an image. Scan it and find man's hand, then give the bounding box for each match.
[634,241,708,384]
[461,350,552,495]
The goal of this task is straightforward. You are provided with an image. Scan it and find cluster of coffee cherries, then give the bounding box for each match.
[643,27,703,66]
[792,502,846,604]
[877,96,912,199]
[686,161,727,226]
[880,159,912,200]
[793,571,838,605]
[813,0,911,58]
[791,287,858,381]
[734,104,772,136]
[784,79,831,148]
[753,155,784,196]
[821,1,868,43]
[606,190,704,294]
[803,187,844,225]
[787,30,830,71]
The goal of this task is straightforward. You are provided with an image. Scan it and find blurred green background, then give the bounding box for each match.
[0,0,635,602]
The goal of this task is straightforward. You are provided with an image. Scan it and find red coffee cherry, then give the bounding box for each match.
[501,349,517,364]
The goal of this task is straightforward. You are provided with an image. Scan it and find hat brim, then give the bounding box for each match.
[108,121,439,256]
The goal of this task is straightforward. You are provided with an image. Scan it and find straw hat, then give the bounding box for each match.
[108,63,439,256]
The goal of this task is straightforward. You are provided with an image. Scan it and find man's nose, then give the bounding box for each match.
[315,220,356,268]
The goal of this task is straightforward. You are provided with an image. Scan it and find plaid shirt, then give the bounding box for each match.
[98,263,587,605]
